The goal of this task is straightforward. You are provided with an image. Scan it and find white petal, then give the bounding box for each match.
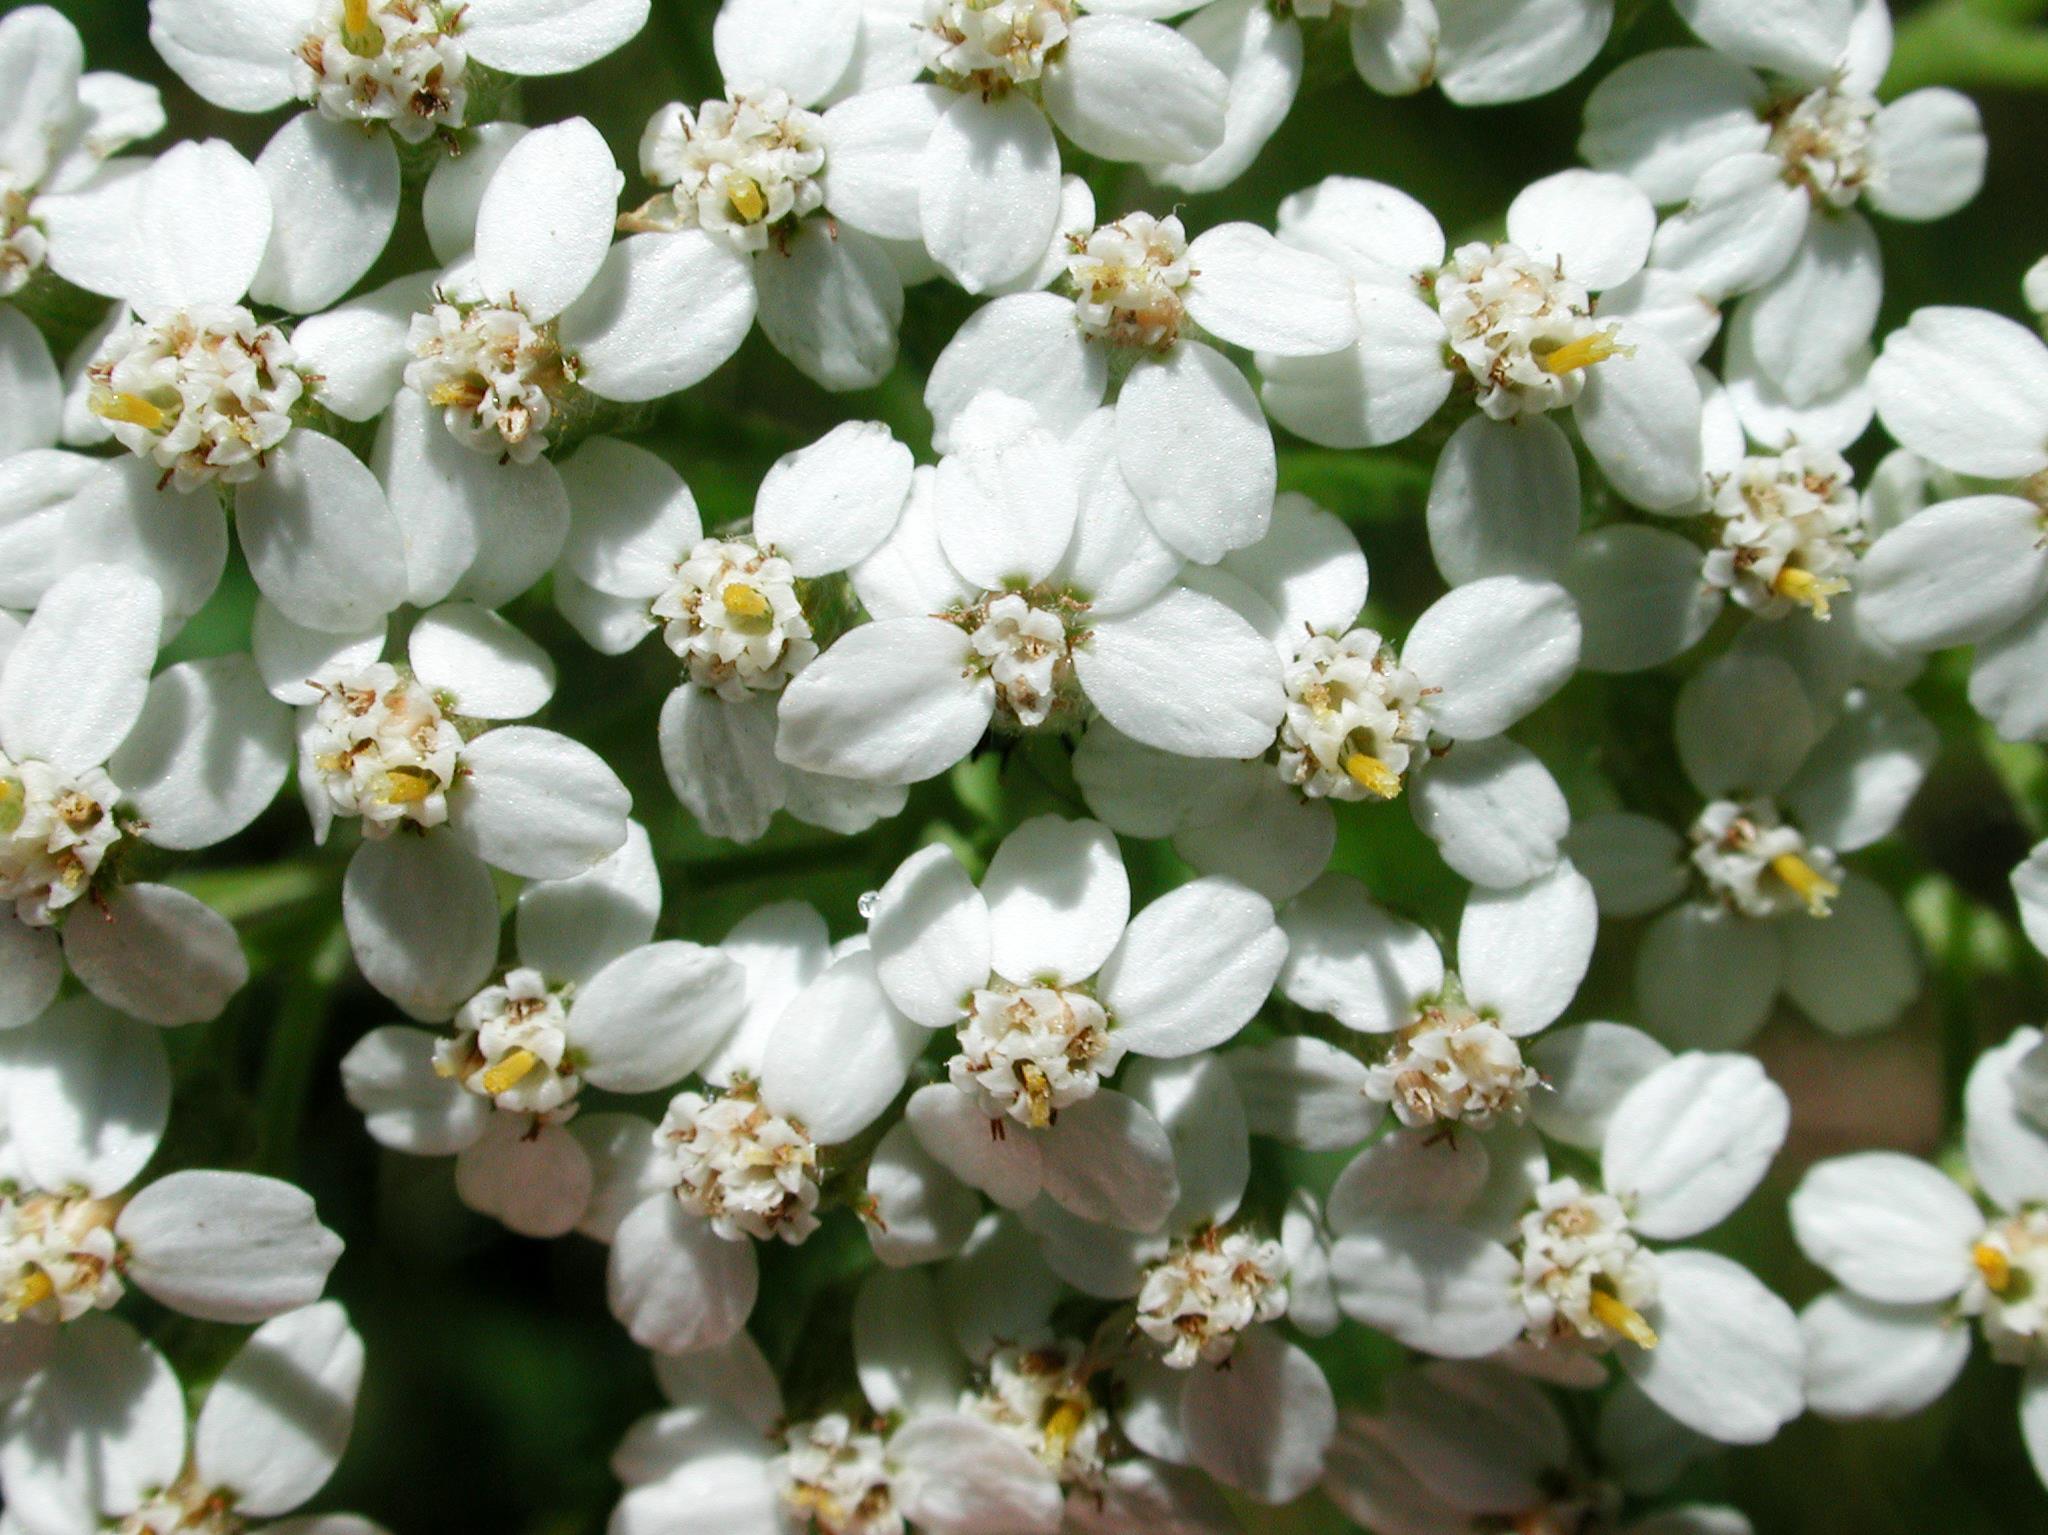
[935,426,1077,589]
[1800,1292,1968,1419]
[982,815,1129,987]
[1648,152,1810,303]
[251,600,385,707]
[1966,1028,2048,1213]
[1972,601,2048,742]
[575,1110,671,1244]
[1329,1128,1491,1232]
[712,0,858,104]
[1330,1219,1524,1357]
[0,452,84,612]
[117,1170,342,1323]
[1077,585,1284,756]
[1867,89,1987,221]
[607,1195,758,1354]
[1038,1089,1179,1232]
[1348,0,1439,94]
[109,655,291,850]
[368,392,539,609]
[1603,1052,1788,1239]
[1404,575,1580,739]
[63,882,246,1027]
[576,943,748,1093]
[776,617,991,785]
[891,1415,1064,1535]
[1259,283,1452,449]
[557,436,700,599]
[474,118,619,320]
[338,1025,489,1156]
[1575,337,1704,510]
[658,687,781,848]
[1181,1327,1334,1503]
[37,160,149,299]
[2022,1368,2048,1493]
[193,1302,362,1516]
[1041,15,1227,165]
[1218,490,1367,639]
[0,6,80,188]
[1857,496,2048,652]
[1673,649,1814,796]
[1100,879,1284,1056]
[869,841,990,1027]
[422,121,528,264]
[760,952,923,1144]
[1433,0,1612,105]
[1621,1249,1802,1444]
[1673,0,1851,78]
[1280,873,1443,1032]
[854,1267,967,1419]
[1228,1037,1379,1150]
[1055,409,1183,617]
[1790,1151,1980,1303]
[125,138,271,316]
[1183,223,1355,356]
[249,113,399,314]
[1458,862,1598,1035]
[454,1116,592,1237]
[1602,268,1723,364]
[455,725,630,880]
[1527,1021,1672,1149]
[1153,0,1302,193]
[145,0,301,109]
[342,835,499,1022]
[461,0,649,73]
[755,222,903,392]
[292,270,434,424]
[563,231,757,402]
[1634,902,1782,1049]
[1378,1361,1568,1513]
[1740,214,1881,407]
[925,291,1105,450]
[1871,307,2048,480]
[1563,524,1721,673]
[0,306,58,458]
[0,916,61,1029]
[1506,169,1654,290]
[1124,1053,1250,1227]
[906,1083,1043,1209]
[1116,341,1275,562]
[920,92,1061,294]
[236,430,407,634]
[408,603,556,720]
[0,561,159,771]
[822,83,950,240]
[865,1120,981,1267]
[1578,48,1769,204]
[1426,415,1579,585]
[1276,176,1444,287]
[1,999,168,1195]
[2020,852,2048,963]
[1779,873,1919,1037]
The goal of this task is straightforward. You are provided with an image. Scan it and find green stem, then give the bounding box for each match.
[1888,0,2048,92]
[171,859,333,923]
[256,923,352,1177]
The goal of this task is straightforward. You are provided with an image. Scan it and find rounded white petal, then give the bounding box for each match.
[760,951,923,1144]
[563,231,758,403]
[981,814,1128,987]
[1563,524,1721,673]
[1227,1037,1380,1150]
[1673,0,1851,78]
[905,1084,1043,1209]
[2,999,169,1196]
[1037,1088,1179,1232]
[1153,0,1302,193]
[1800,1291,1968,1419]
[1634,901,1782,1049]
[342,835,500,1022]
[1739,214,1882,408]
[869,841,991,1028]
[338,1025,490,1156]
[455,726,630,880]
[1575,337,1704,510]
[891,1415,1064,1535]
[109,655,289,850]
[1648,152,1810,303]
[920,91,1061,294]
[1183,223,1355,356]
[1116,341,1276,563]
[1790,1151,1981,1304]
[1182,1327,1335,1503]
[1871,307,2048,481]
[1100,878,1284,1057]
[125,138,272,317]
[576,942,748,1093]
[64,882,247,1028]
[1433,0,1612,105]
[1427,414,1580,585]
[755,221,903,392]
[292,271,434,424]
[1620,1249,1802,1445]
[237,430,407,635]
[422,121,528,264]
[865,1120,981,1267]
[408,603,556,720]
[935,426,1077,590]
[455,1116,593,1238]
[1603,1052,1788,1240]
[193,1302,362,1517]
[713,0,858,104]
[557,437,700,600]
[1458,862,1598,1035]
[1859,496,2048,653]
[822,83,950,240]
[1965,1029,2048,1213]
[926,291,1106,449]
[0,561,160,772]
[1578,48,1769,204]
[1330,1219,1525,1358]
[1404,575,1580,740]
[1280,873,1443,1032]
[1778,873,1919,1036]
[249,113,399,314]
[1506,169,1654,290]
[474,118,620,321]
[461,0,650,73]
[117,1170,342,1323]
[1674,650,1815,797]
[1041,14,1228,165]
[1526,1021,1672,1149]
[1260,284,1452,450]
[776,618,991,785]
[607,1194,759,1354]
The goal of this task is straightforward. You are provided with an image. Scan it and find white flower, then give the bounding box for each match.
[0,566,290,1030]
[776,395,1287,786]
[1263,171,1706,519]
[0,1003,342,1329]
[1854,306,2048,742]
[719,0,1230,293]
[869,815,1286,1231]
[268,599,631,1023]
[0,8,163,302]
[1565,648,1932,1045]
[146,0,652,310]
[1328,1041,1803,1445]
[548,424,915,843]
[341,826,751,1239]
[1584,3,1985,403]
[0,1303,376,1535]
[1075,494,1582,900]
[1789,1027,2048,1494]
[924,215,1356,563]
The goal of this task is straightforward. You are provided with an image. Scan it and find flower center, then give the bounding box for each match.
[0,182,46,298]
[434,968,580,1116]
[293,0,468,145]
[89,306,304,492]
[1689,798,1841,919]
[653,537,816,699]
[919,0,1075,89]
[967,1342,1108,1484]
[1436,241,1626,420]
[1704,447,1862,620]
[0,1192,123,1325]
[1767,86,1878,210]
[656,1084,821,1244]
[1135,1226,1290,1369]
[956,591,1085,731]
[628,92,826,254]
[949,982,1121,1129]
[1514,1178,1660,1352]
[775,1415,899,1535]
[1279,628,1430,801]
[405,296,572,464]
[1365,989,1537,1130]
[1065,213,1192,350]
[0,754,122,929]
[1968,1211,2048,1366]
[304,663,464,837]
[115,1476,245,1535]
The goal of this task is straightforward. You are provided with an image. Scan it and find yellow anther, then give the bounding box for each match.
[786,1485,848,1524]
[1042,1396,1089,1465]
[1018,1061,1054,1130]
[1539,329,1632,376]
[480,1048,539,1096]
[341,0,384,55]
[427,378,484,408]
[1770,852,1839,917]
[726,175,767,224]
[1589,1289,1659,1349]
[1343,752,1404,800]
[1771,565,1850,619]
[0,778,21,836]
[375,765,439,806]
[721,581,771,620]
[6,1268,54,1319]
[1976,1242,2014,1294]
[90,390,168,431]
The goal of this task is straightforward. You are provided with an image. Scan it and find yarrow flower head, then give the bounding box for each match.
[657,1082,822,1244]
[1703,444,1863,619]
[1134,1225,1290,1368]
[654,539,816,701]
[1064,212,1192,350]
[1688,796,1844,919]
[404,293,570,465]
[633,90,826,255]
[292,0,470,145]
[302,660,463,838]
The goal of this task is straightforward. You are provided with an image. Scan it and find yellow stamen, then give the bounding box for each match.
[375,765,439,806]
[786,1485,848,1524]
[1976,1242,2014,1294]
[0,778,21,836]
[91,390,168,431]
[480,1048,539,1096]
[1018,1061,1054,1130]
[427,378,485,409]
[1343,752,1404,800]
[1043,1397,1089,1464]
[1770,852,1839,917]
[6,1269,54,1318]
[1771,565,1850,619]
[1589,1289,1658,1349]
[341,0,384,55]
[721,581,771,620]
[726,174,767,224]
[1539,330,1632,376]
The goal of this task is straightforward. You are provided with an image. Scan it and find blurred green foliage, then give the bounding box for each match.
[19,0,2048,1530]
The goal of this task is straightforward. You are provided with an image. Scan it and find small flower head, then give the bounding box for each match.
[1065,212,1192,351]
[292,0,470,144]
[653,537,816,699]
[948,982,1123,1129]
[1767,84,1878,210]
[1366,989,1539,1130]
[1278,627,1431,802]
[0,753,123,927]
[0,1192,123,1324]
[1966,1210,2048,1366]
[1515,1177,1661,1352]
[774,1415,901,1535]
[405,295,572,463]
[1689,798,1843,919]
[434,968,580,1117]
[919,0,1075,90]
[656,1083,822,1244]
[953,588,1088,732]
[1135,1225,1290,1368]
[966,1340,1108,1483]
[303,663,465,837]
[1703,446,1863,620]
[0,181,47,298]
[1436,240,1627,420]
[633,91,825,253]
